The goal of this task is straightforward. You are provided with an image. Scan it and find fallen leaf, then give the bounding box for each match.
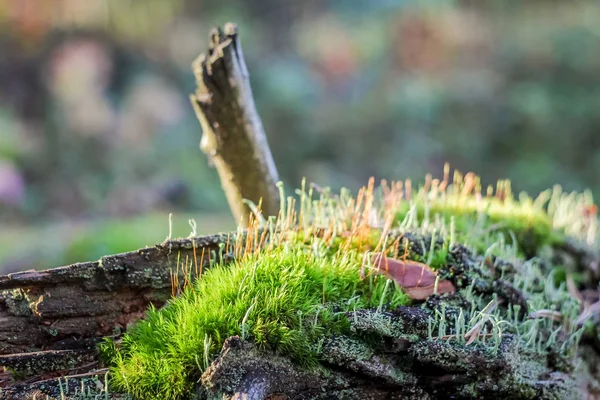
[363,253,455,300]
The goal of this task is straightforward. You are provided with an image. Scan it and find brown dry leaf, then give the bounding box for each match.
[364,253,455,300]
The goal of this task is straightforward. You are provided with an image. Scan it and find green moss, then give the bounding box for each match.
[392,172,597,259]
[395,196,556,258]
[103,244,410,400]
[407,242,449,270]
[100,169,598,399]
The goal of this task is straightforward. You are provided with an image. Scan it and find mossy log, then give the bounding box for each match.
[0,234,231,398]
[1,232,599,399]
[194,242,600,400]
[0,234,230,355]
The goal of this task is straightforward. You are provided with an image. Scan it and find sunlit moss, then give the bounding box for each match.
[392,169,595,257]
[101,168,598,399]
[102,239,410,399]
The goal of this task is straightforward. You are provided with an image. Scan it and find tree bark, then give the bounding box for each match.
[0,234,231,398]
[191,23,280,227]
[1,233,599,399]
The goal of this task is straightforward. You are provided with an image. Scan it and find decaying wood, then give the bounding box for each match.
[0,234,230,355]
[191,23,280,226]
[0,233,230,397]
[1,232,599,399]
[201,335,419,400]
[199,310,589,400]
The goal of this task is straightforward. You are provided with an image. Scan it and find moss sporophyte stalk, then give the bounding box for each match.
[100,168,599,400]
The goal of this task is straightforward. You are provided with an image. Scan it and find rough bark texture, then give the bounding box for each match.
[0,233,231,399]
[198,316,589,400]
[0,233,599,399]
[199,335,429,400]
[191,23,280,226]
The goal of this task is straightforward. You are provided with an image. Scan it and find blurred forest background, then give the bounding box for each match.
[1,0,600,273]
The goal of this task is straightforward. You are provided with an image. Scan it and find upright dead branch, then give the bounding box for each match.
[191,23,280,227]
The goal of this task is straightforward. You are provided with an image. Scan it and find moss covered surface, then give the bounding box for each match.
[101,170,600,399]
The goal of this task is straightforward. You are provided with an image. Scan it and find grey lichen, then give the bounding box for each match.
[3,289,33,317]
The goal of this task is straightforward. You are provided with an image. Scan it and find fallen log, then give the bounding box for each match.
[1,232,599,399]
[0,233,231,398]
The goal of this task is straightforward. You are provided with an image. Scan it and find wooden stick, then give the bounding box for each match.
[191,23,280,227]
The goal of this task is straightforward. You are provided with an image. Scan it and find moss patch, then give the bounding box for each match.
[101,168,599,399]
[103,243,410,399]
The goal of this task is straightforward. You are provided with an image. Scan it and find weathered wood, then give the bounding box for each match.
[201,335,429,400]
[1,232,599,399]
[0,369,114,400]
[0,349,96,379]
[0,233,230,394]
[199,313,592,400]
[191,23,280,226]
